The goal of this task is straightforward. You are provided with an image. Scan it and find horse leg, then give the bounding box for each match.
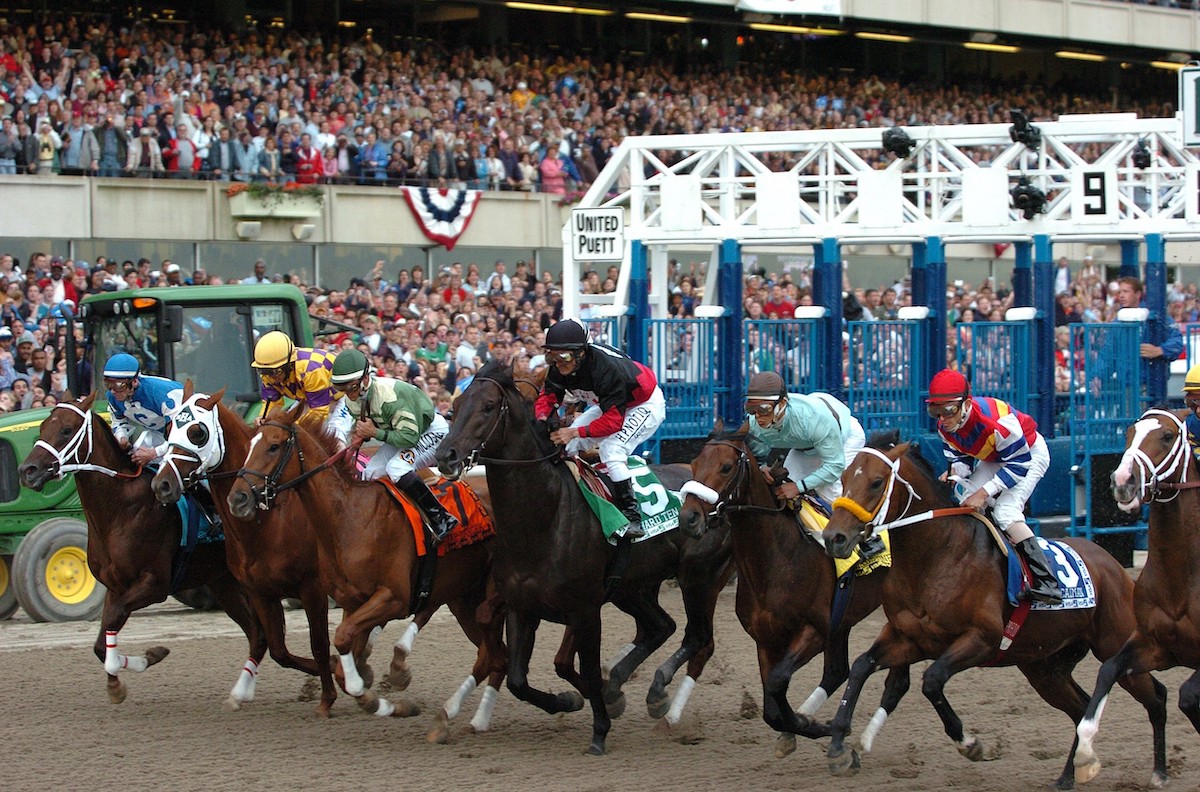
[1075,635,1168,787]
[1018,653,1094,790]
[859,665,912,753]
[761,625,829,741]
[920,633,1001,761]
[606,589,674,719]
[570,610,611,756]
[385,611,429,692]
[426,594,504,744]
[1114,663,1168,789]
[506,610,585,715]
[828,625,923,777]
[95,578,173,703]
[332,589,412,717]
[204,578,270,712]
[298,583,337,718]
[647,580,716,723]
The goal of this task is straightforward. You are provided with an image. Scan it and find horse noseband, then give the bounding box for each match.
[237,421,305,511]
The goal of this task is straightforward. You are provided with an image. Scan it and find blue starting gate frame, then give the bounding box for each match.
[1067,322,1147,542]
[846,319,927,437]
[743,318,824,396]
[955,320,1035,417]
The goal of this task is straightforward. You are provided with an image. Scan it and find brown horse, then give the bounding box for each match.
[226,403,506,732]
[677,420,888,758]
[820,433,1166,790]
[150,384,342,717]
[17,394,265,706]
[436,360,732,755]
[1075,407,1200,787]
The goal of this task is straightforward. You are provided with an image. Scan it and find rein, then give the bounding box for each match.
[35,402,144,479]
[458,376,563,471]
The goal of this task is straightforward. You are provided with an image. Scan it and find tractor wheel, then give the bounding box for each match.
[12,518,105,622]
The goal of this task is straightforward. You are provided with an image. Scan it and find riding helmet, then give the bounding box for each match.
[1185,364,1200,393]
[103,352,141,379]
[543,318,590,350]
[253,331,296,369]
[926,368,970,402]
[746,372,787,401]
[331,348,371,385]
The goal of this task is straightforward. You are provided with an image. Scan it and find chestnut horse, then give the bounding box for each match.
[227,403,506,732]
[436,360,732,755]
[678,420,888,759]
[1075,407,1199,787]
[17,394,265,707]
[820,433,1166,789]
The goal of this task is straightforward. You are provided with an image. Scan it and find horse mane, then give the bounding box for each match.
[866,429,901,451]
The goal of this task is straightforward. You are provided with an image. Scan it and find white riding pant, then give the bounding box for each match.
[565,386,666,482]
[954,434,1050,532]
[362,413,449,483]
[782,416,866,502]
[323,398,355,448]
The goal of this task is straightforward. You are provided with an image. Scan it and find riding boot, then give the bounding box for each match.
[1015,537,1063,605]
[396,472,459,549]
[610,478,645,539]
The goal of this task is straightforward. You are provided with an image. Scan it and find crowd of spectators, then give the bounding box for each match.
[0,15,1180,193]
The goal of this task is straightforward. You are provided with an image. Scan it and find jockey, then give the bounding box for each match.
[926,368,1061,605]
[743,371,866,503]
[103,352,184,466]
[329,348,458,548]
[1183,364,1200,465]
[252,330,348,444]
[534,317,666,539]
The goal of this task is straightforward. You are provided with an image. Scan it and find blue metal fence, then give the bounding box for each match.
[955,320,1034,415]
[743,318,823,395]
[645,317,718,441]
[1067,321,1146,540]
[846,320,926,436]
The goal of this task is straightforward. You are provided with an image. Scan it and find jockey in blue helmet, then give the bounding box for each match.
[103,353,184,466]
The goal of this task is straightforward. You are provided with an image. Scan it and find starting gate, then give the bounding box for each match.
[847,319,926,436]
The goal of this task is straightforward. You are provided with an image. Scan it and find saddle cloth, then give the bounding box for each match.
[379,477,495,558]
[795,497,891,578]
[567,456,682,543]
[1005,537,1096,610]
[174,493,222,547]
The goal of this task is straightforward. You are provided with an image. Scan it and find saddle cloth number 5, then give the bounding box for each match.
[630,464,669,516]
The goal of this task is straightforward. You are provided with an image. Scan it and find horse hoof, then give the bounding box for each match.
[385,666,412,692]
[107,680,127,705]
[1073,756,1101,785]
[646,691,669,720]
[828,748,861,777]
[585,740,606,756]
[958,737,986,762]
[558,691,585,712]
[774,733,797,759]
[606,691,627,719]
[1150,770,1167,789]
[144,646,170,667]
[358,664,375,690]
[314,703,333,719]
[427,713,451,744]
[390,699,422,718]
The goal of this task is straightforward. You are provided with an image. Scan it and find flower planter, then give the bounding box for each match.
[228,191,322,219]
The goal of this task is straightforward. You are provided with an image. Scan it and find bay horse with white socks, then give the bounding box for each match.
[820,433,1166,790]
[677,420,888,759]
[17,394,265,707]
[227,403,507,735]
[436,360,732,755]
[1074,407,1199,788]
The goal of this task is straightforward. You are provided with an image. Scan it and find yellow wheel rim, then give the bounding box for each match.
[44,546,96,604]
[0,556,8,598]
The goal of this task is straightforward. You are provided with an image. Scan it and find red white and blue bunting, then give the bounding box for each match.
[400,186,483,251]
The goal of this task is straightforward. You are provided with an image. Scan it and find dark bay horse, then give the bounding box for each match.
[820,434,1166,789]
[227,403,506,732]
[436,360,732,755]
[678,420,888,759]
[17,394,265,706]
[1075,407,1200,787]
[150,384,342,718]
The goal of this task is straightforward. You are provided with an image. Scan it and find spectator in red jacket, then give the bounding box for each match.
[37,258,79,305]
[162,123,200,177]
[295,133,322,184]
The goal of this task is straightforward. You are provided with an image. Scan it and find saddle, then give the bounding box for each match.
[564,455,682,542]
[378,477,495,557]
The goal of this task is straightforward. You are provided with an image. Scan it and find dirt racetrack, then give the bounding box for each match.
[2,580,1196,792]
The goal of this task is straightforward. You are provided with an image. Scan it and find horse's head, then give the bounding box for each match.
[19,391,99,490]
[1111,408,1192,512]
[679,418,756,539]
[823,433,910,559]
[228,402,303,519]
[438,359,524,479]
[152,381,226,505]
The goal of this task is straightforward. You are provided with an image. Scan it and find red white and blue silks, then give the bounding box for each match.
[400,186,482,251]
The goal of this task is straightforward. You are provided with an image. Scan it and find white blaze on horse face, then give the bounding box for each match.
[1114,418,1159,488]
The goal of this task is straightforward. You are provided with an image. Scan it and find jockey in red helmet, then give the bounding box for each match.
[927,368,1061,604]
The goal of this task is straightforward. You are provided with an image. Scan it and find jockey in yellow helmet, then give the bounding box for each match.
[252,331,346,442]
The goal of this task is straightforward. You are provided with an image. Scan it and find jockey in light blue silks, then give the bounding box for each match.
[103,353,184,466]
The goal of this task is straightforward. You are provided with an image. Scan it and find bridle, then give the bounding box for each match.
[832,447,974,536]
[1119,408,1200,503]
[34,402,143,479]
[235,419,359,510]
[456,376,562,472]
[161,401,228,493]
[679,438,785,524]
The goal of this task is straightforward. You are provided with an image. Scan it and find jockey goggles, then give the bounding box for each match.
[744,397,781,417]
[546,349,577,365]
[103,377,134,392]
[926,399,965,419]
[1186,392,1200,412]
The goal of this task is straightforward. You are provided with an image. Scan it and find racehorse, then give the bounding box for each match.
[1074,407,1199,788]
[17,393,265,707]
[677,420,888,758]
[226,403,507,733]
[436,360,732,755]
[819,432,1166,790]
[150,383,343,718]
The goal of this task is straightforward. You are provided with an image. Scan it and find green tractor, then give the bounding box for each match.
[0,284,345,622]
